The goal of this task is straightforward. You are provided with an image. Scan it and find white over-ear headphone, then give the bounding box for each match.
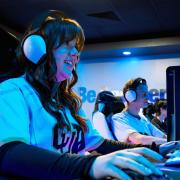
[21,10,67,64]
[22,34,46,64]
[124,78,146,103]
[124,89,137,103]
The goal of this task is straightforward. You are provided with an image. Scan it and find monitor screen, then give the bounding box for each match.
[166,66,180,141]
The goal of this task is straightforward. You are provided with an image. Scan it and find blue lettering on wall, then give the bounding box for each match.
[149,89,167,102]
[77,86,166,103]
[149,89,159,102]
[78,87,96,103]
[78,87,87,102]
[87,90,96,103]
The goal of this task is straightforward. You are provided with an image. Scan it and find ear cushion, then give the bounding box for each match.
[22,34,46,64]
[125,90,136,103]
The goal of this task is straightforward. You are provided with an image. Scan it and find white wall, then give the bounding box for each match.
[74,55,180,120]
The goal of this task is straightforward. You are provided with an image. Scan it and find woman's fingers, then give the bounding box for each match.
[90,147,164,180]
[125,147,163,161]
[107,165,132,180]
[113,156,153,176]
[115,151,163,176]
[90,155,132,179]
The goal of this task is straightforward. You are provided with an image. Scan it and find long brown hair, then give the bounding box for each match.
[17,10,87,132]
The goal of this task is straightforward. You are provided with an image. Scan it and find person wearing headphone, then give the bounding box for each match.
[111,78,167,145]
[151,100,167,134]
[92,91,125,140]
[142,102,156,122]
[0,10,179,180]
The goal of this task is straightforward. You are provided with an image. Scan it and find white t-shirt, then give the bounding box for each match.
[111,111,165,143]
[92,111,115,140]
[0,76,104,155]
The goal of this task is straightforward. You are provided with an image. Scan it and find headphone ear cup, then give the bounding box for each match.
[125,90,136,103]
[22,34,46,64]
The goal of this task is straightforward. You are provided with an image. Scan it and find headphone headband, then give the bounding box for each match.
[129,78,146,91]
[21,10,68,64]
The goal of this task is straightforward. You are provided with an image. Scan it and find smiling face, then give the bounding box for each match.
[53,38,79,82]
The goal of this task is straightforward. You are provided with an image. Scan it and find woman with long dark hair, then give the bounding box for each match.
[0,10,178,180]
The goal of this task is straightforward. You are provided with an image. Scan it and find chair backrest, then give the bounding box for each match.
[105,114,118,140]
[93,91,125,140]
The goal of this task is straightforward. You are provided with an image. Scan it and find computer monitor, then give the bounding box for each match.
[166,66,180,141]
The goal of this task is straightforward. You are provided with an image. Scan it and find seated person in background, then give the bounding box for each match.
[0,10,171,180]
[92,91,125,140]
[143,102,155,122]
[111,77,167,145]
[151,100,167,134]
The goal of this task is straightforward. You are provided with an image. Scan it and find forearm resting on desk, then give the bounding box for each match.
[128,132,167,145]
[0,141,98,180]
